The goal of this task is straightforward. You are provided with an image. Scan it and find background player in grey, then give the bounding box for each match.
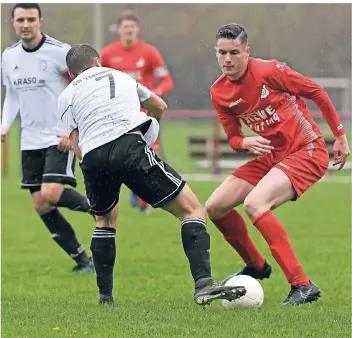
[59,43,247,305]
[1,3,94,273]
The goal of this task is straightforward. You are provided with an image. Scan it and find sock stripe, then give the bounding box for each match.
[182,218,207,227]
[184,217,205,222]
[93,228,116,239]
[92,235,115,238]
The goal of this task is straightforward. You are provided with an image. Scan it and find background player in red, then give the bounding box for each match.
[206,23,350,305]
[101,10,174,214]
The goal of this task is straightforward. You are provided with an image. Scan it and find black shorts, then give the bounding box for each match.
[80,133,186,216]
[21,146,77,189]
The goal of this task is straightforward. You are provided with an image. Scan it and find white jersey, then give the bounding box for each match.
[1,35,70,150]
[58,67,159,159]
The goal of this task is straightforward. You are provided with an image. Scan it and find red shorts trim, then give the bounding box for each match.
[233,138,329,199]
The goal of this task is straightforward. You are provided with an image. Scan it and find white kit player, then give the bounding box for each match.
[58,43,247,305]
[1,3,94,273]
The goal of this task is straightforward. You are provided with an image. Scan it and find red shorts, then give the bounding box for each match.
[233,137,329,199]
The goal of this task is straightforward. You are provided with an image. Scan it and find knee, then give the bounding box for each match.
[95,206,118,229]
[205,199,228,220]
[41,184,64,205]
[243,195,268,221]
[32,196,52,215]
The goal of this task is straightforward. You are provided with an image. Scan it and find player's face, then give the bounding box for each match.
[216,38,250,80]
[118,20,140,43]
[11,8,42,42]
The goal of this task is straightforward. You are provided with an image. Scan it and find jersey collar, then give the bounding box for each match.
[22,34,46,53]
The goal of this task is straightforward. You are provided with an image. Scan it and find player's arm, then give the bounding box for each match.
[1,53,20,142]
[58,93,80,157]
[69,129,81,160]
[54,43,73,84]
[137,83,167,120]
[149,47,174,96]
[269,62,350,168]
[211,93,273,155]
[1,86,20,142]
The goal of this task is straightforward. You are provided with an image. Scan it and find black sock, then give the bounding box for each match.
[181,218,213,288]
[40,209,90,265]
[90,227,116,296]
[54,188,91,214]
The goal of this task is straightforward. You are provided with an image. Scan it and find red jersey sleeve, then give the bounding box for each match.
[267,62,345,137]
[148,46,174,96]
[211,91,244,151]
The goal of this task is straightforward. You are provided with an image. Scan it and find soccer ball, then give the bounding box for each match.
[222,275,264,309]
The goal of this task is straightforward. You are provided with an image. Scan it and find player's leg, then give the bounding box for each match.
[122,135,246,305]
[243,140,328,304]
[40,146,93,217]
[91,207,118,305]
[160,184,246,305]
[21,149,93,273]
[79,143,121,305]
[205,158,273,278]
[242,168,315,303]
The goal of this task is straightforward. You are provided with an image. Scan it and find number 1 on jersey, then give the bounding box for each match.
[95,73,115,99]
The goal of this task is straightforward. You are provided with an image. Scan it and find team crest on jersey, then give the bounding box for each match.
[260,84,270,99]
[136,58,145,68]
[276,63,284,72]
[41,60,48,72]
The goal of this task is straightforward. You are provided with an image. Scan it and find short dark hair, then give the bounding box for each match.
[216,24,248,44]
[117,10,139,26]
[12,3,42,19]
[66,44,100,77]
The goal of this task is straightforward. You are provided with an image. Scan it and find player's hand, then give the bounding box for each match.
[57,132,72,152]
[333,134,350,170]
[242,136,274,155]
[1,127,8,143]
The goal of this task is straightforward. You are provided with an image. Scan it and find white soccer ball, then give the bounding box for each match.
[222,275,264,309]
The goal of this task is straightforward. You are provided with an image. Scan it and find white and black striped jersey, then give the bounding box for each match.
[1,34,70,150]
[58,67,159,159]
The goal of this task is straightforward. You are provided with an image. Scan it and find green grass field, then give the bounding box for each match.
[2,122,351,337]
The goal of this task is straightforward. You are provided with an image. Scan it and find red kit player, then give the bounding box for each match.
[206,24,350,305]
[101,10,174,214]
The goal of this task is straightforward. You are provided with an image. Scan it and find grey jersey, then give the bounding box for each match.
[58,67,159,158]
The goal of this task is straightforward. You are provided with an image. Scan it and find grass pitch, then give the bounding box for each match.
[1,123,351,337]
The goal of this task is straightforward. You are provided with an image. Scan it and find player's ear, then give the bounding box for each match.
[94,57,102,67]
[245,45,250,58]
[68,71,74,81]
[39,17,44,25]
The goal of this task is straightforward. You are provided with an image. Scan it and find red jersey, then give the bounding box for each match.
[210,58,345,154]
[100,40,173,96]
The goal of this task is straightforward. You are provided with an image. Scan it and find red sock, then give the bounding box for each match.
[211,209,265,270]
[138,198,149,209]
[254,211,310,286]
